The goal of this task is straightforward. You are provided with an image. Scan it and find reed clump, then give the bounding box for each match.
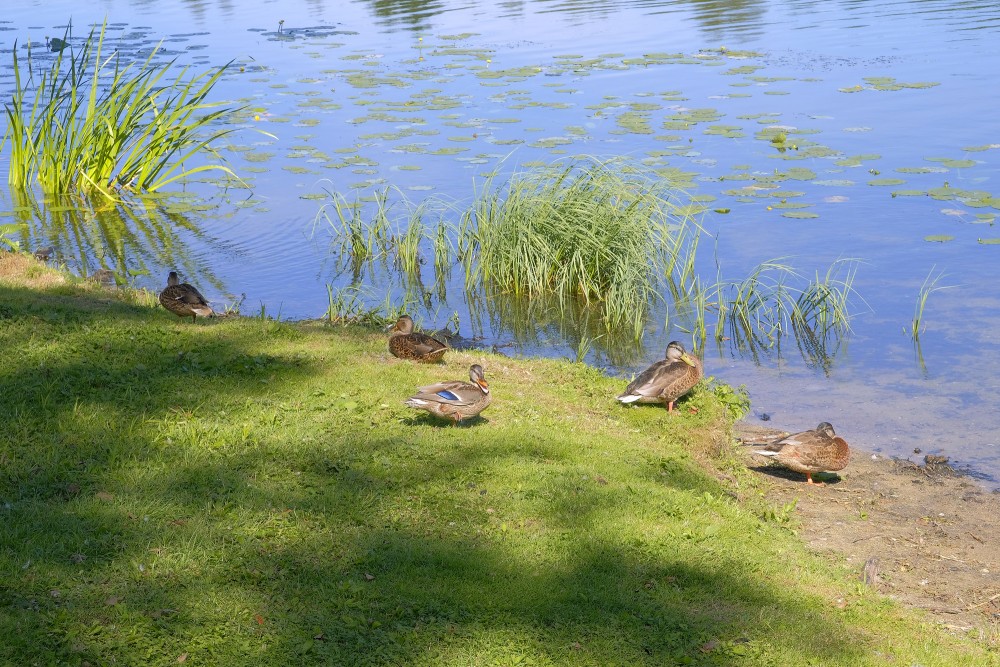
[459,158,693,338]
[2,22,245,199]
[318,162,863,362]
[683,258,862,366]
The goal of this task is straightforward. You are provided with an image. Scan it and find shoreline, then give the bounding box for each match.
[734,421,1000,639]
[0,252,1000,664]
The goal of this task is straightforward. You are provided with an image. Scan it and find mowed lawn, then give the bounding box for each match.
[0,253,994,666]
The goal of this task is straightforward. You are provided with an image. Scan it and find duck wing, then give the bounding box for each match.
[787,436,851,472]
[408,332,448,357]
[410,380,482,406]
[177,283,211,307]
[620,359,675,398]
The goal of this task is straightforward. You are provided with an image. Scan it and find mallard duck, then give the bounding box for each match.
[388,315,447,362]
[158,271,215,323]
[616,340,703,412]
[753,422,851,485]
[404,364,492,423]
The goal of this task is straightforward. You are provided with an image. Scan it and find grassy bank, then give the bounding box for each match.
[0,253,994,666]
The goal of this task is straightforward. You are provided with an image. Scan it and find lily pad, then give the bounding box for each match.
[938,159,977,169]
[923,235,954,243]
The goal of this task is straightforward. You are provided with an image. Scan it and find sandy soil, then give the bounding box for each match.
[734,422,1000,643]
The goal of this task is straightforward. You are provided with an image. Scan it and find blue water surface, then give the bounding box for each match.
[1,0,999,482]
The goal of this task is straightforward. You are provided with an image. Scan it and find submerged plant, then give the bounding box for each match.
[3,22,252,198]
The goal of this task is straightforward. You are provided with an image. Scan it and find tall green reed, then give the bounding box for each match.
[908,266,953,341]
[3,22,251,198]
[459,157,695,338]
[681,257,862,365]
[316,160,864,363]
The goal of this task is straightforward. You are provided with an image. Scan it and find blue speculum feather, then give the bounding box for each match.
[436,390,460,401]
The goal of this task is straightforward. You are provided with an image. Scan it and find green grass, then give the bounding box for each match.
[3,254,990,666]
[2,22,250,198]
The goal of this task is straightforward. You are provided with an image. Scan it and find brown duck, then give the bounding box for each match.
[616,340,703,412]
[159,271,215,323]
[753,422,851,485]
[388,315,447,362]
[404,364,492,423]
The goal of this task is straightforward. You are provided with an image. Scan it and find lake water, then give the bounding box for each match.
[1,0,999,484]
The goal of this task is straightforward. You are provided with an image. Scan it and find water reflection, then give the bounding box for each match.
[363,0,456,31]
[466,286,649,366]
[353,0,999,38]
[4,190,227,293]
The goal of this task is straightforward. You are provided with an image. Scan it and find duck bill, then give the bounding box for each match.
[476,379,490,393]
[681,353,697,367]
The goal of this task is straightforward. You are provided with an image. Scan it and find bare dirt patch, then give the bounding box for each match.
[0,252,66,289]
[736,422,1000,644]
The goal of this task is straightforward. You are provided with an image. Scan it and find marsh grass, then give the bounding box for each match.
[908,265,954,341]
[682,258,861,364]
[3,22,250,198]
[324,283,422,327]
[317,162,862,362]
[0,256,990,666]
[459,158,692,337]
[320,188,420,283]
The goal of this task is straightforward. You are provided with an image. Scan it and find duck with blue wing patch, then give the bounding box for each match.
[404,364,492,423]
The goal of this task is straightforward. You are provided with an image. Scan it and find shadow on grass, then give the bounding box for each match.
[0,283,870,665]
